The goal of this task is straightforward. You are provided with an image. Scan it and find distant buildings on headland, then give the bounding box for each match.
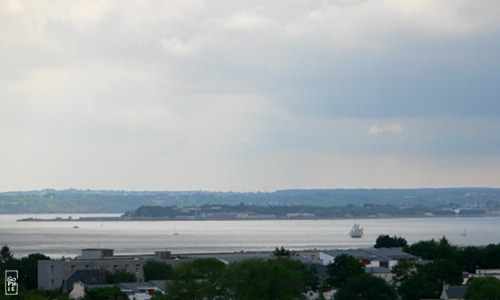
[17,205,489,222]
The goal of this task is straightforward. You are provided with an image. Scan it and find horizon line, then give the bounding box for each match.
[1,186,499,194]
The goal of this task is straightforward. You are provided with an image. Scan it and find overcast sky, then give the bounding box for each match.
[1,0,499,192]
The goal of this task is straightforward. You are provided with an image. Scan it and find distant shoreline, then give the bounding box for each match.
[16,214,497,222]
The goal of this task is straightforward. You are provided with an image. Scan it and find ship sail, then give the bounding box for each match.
[350,223,364,238]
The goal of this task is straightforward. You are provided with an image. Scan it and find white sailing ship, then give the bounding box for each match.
[350,223,364,238]
[461,228,467,236]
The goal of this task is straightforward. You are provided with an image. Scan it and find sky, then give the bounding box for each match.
[1,0,499,192]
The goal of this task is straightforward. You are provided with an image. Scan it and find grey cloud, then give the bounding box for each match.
[1,0,499,191]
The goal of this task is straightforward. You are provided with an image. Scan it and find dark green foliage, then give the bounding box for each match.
[465,276,500,300]
[335,273,397,300]
[374,235,407,248]
[456,244,500,272]
[36,289,71,300]
[273,246,291,257]
[105,270,136,284]
[421,259,463,287]
[396,271,435,300]
[0,289,50,300]
[406,239,500,273]
[166,258,227,300]
[11,289,72,300]
[83,287,128,300]
[305,266,321,292]
[143,261,173,281]
[391,261,417,283]
[0,247,52,292]
[484,244,500,269]
[0,245,16,272]
[395,239,500,299]
[457,246,484,272]
[326,254,365,288]
[404,236,457,260]
[227,258,307,300]
[18,253,51,289]
[164,257,310,300]
[0,245,13,264]
[150,291,169,300]
[394,259,463,299]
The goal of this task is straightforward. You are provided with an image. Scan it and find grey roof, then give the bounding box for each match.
[445,285,468,299]
[322,249,378,260]
[118,281,169,294]
[149,280,167,292]
[86,284,117,289]
[291,255,322,265]
[64,270,106,292]
[119,282,156,293]
[210,252,273,264]
[321,248,417,262]
[365,266,391,274]
[369,248,417,260]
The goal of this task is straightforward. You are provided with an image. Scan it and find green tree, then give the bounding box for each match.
[404,237,457,260]
[305,266,321,292]
[105,270,136,284]
[484,244,500,269]
[397,271,434,300]
[326,254,364,288]
[374,235,408,248]
[18,253,51,289]
[0,245,16,272]
[391,261,417,284]
[273,246,292,258]
[421,259,463,287]
[457,246,484,273]
[37,289,71,300]
[226,259,272,300]
[335,273,397,300]
[150,291,168,300]
[166,258,227,300]
[226,258,307,300]
[269,258,308,298]
[395,259,462,300]
[454,243,500,271]
[0,245,13,264]
[465,276,500,300]
[83,287,127,300]
[143,261,173,281]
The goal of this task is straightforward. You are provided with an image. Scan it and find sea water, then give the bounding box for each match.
[0,214,499,258]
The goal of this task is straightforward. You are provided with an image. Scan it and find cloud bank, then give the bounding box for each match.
[0,0,499,191]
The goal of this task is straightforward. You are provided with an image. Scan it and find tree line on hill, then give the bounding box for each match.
[125,202,488,220]
[2,188,499,213]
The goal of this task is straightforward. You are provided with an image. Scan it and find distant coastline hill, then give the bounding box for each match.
[0,188,499,214]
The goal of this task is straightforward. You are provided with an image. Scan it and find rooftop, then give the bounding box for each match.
[321,248,416,262]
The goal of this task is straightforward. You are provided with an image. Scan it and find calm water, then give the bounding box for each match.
[0,214,499,258]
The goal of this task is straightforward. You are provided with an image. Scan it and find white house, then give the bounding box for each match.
[69,281,85,300]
